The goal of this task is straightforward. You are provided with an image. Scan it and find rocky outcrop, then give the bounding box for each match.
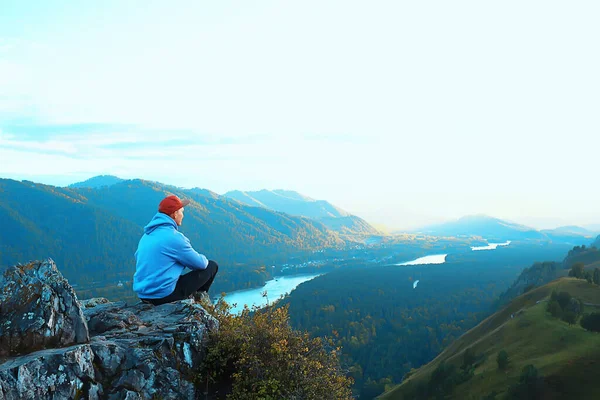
[0,259,218,399]
[0,259,89,357]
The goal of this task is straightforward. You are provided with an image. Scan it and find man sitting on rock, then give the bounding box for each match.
[134,195,218,305]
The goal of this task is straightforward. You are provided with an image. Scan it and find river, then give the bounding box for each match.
[395,240,512,266]
[221,240,511,312]
[220,273,322,314]
[471,240,512,251]
[396,254,448,266]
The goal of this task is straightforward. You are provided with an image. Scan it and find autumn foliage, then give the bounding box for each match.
[199,298,353,399]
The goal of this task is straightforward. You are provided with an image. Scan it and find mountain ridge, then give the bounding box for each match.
[410,215,594,244]
[223,188,379,236]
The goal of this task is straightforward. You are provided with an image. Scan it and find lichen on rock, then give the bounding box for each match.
[0,259,89,357]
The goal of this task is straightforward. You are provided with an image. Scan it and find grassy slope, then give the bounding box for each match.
[381,278,600,400]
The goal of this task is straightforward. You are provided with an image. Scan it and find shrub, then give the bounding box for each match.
[497,350,509,371]
[199,298,353,399]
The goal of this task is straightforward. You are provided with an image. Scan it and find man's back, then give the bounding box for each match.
[134,212,190,298]
[133,196,215,305]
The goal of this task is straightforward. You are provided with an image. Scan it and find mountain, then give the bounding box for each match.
[381,277,600,400]
[412,215,547,241]
[540,226,598,245]
[224,189,349,218]
[68,175,124,188]
[594,235,600,248]
[0,178,346,301]
[550,225,598,236]
[223,189,379,236]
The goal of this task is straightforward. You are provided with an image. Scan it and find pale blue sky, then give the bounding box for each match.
[1,1,599,230]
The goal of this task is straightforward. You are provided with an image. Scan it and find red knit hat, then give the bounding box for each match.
[158,195,190,215]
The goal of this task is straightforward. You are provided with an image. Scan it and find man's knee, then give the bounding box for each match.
[208,260,219,274]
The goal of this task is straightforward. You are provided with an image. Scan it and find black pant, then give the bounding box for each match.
[141,260,219,306]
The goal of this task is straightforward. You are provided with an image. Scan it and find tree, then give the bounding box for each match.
[562,311,578,326]
[546,299,562,318]
[568,263,585,279]
[508,364,546,400]
[497,350,509,370]
[580,312,600,332]
[553,291,572,310]
[593,268,600,285]
[564,297,584,316]
[462,347,477,369]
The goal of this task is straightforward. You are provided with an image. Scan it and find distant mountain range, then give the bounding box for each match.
[410,215,595,244]
[223,189,379,236]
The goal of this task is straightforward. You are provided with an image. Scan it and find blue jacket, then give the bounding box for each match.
[133,212,208,299]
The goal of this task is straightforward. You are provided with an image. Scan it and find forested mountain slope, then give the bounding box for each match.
[0,178,346,301]
[381,278,600,400]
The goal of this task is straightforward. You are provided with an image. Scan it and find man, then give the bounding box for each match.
[133,195,218,305]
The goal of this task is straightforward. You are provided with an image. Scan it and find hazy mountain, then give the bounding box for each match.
[542,225,597,237]
[412,215,545,241]
[68,175,124,188]
[541,226,598,245]
[594,235,600,248]
[223,189,379,236]
[224,189,349,218]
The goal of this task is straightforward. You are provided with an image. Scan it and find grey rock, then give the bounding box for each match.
[0,259,89,357]
[0,260,219,400]
[88,383,104,400]
[0,344,94,400]
[86,299,217,398]
[80,297,111,308]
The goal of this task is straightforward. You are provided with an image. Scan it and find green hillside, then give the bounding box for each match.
[380,277,600,400]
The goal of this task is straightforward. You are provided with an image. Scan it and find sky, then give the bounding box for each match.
[1,1,599,230]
